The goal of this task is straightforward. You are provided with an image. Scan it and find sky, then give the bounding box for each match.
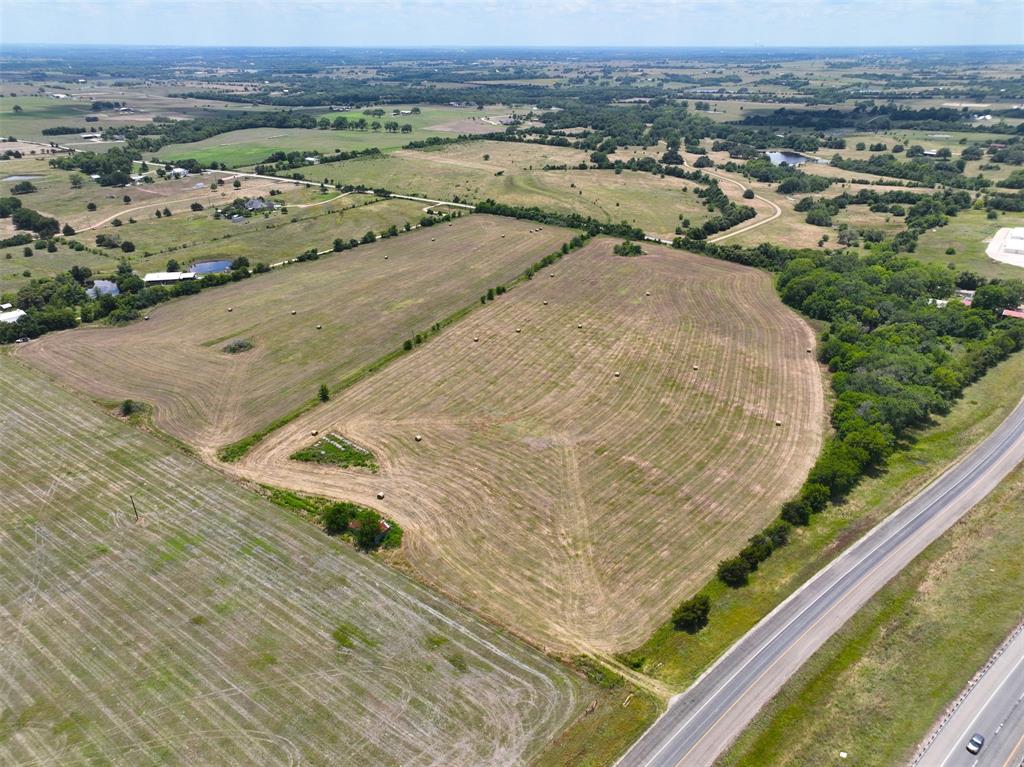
[0,0,1021,48]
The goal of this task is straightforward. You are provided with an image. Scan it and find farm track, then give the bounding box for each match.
[0,356,584,766]
[232,238,825,653]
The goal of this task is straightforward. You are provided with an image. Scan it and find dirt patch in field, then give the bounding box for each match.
[233,238,826,653]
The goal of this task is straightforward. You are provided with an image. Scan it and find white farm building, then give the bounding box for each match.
[143,271,197,285]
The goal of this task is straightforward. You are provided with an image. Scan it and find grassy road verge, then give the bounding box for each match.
[717,455,1024,767]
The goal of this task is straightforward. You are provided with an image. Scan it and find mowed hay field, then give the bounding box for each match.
[0,356,584,767]
[236,238,826,653]
[17,216,574,453]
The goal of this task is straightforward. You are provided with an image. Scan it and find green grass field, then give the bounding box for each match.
[718,457,1024,767]
[299,141,713,238]
[0,352,586,766]
[622,350,1024,690]
[154,105,494,168]
[913,208,1024,281]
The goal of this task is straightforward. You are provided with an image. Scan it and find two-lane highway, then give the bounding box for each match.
[618,395,1024,767]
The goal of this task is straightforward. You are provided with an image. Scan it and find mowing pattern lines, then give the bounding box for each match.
[17,216,572,455]
[0,358,583,766]
[236,239,825,653]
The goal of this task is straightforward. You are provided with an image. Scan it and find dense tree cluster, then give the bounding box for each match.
[828,153,991,190]
[50,147,136,186]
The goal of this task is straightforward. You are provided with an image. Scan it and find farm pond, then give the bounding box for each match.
[191,259,233,274]
[765,151,822,166]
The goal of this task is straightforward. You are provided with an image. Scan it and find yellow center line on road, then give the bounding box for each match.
[1000,729,1024,767]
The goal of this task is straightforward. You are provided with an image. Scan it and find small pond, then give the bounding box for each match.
[765,151,819,167]
[192,259,233,274]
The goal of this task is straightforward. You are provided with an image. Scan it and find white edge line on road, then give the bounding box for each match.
[622,398,1024,767]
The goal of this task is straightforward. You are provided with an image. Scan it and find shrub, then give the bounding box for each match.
[739,533,773,570]
[801,483,830,513]
[717,556,751,588]
[222,339,254,354]
[743,189,754,199]
[764,519,792,548]
[780,497,812,526]
[671,594,711,633]
[323,502,355,536]
[119,399,137,416]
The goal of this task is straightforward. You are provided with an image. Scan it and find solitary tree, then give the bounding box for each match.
[318,383,330,402]
[672,594,711,633]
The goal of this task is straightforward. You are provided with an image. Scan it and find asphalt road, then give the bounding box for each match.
[915,626,1024,767]
[617,394,1024,767]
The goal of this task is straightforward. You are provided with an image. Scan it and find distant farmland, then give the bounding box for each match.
[0,356,584,766]
[234,238,826,653]
[295,141,719,239]
[18,216,574,454]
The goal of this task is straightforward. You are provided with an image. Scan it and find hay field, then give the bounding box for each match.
[286,141,717,239]
[235,238,826,653]
[0,356,583,767]
[17,216,574,453]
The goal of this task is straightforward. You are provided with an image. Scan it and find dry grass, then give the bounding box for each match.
[0,354,584,767]
[231,238,825,654]
[16,215,573,455]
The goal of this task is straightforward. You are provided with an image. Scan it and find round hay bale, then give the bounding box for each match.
[693,365,699,371]
[473,336,479,342]
[414,434,422,442]
[431,237,436,242]
[543,300,549,305]
[613,371,621,378]
[143,315,150,321]
[227,307,233,312]
[645,291,651,296]
[577,323,583,329]
[376,491,385,500]
[384,254,389,260]
[316,324,322,330]
[775,420,782,427]
[806,347,813,353]
[291,310,297,315]
[311,429,319,436]
[515,327,521,333]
